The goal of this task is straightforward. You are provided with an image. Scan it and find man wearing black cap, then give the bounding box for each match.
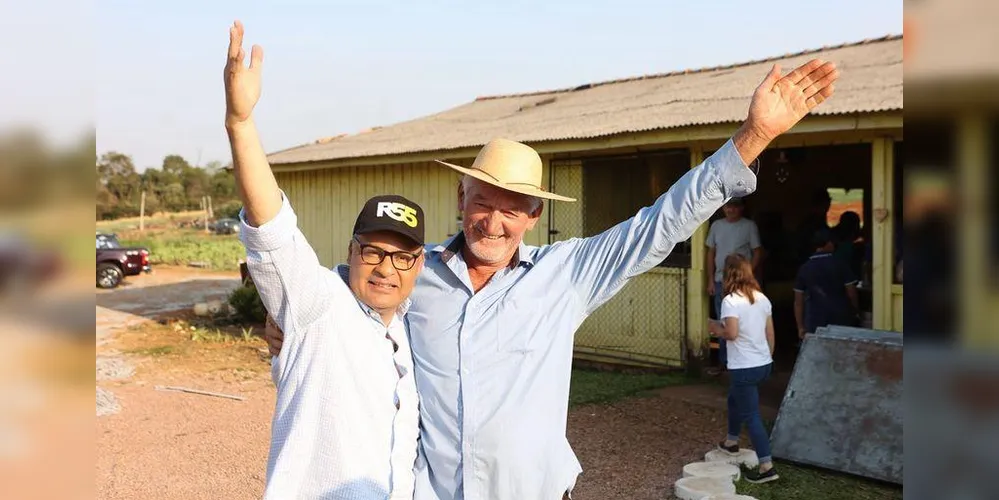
[224,21,425,499]
[793,228,861,341]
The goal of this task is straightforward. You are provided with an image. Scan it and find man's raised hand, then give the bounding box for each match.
[224,20,264,127]
[745,59,839,143]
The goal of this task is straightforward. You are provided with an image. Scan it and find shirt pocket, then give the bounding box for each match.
[493,298,543,353]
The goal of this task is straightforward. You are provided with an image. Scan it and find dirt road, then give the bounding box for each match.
[97,267,274,500]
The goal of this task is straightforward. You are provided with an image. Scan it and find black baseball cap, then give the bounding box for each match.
[352,195,425,247]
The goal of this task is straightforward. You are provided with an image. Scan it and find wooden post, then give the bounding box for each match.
[202,196,209,233]
[871,138,895,331]
[686,147,709,364]
[139,190,146,232]
[207,195,214,219]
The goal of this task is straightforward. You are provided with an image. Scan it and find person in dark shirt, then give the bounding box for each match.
[832,210,864,280]
[792,188,832,269]
[793,229,860,340]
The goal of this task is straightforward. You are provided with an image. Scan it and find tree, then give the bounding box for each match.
[97,152,137,184]
[160,183,188,212]
[210,169,236,199]
[182,165,210,206]
[97,152,141,208]
[161,154,191,176]
[96,150,241,220]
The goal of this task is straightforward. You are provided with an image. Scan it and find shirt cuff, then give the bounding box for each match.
[239,191,298,252]
[712,138,758,199]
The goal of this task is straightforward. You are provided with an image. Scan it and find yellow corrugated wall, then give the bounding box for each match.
[274,158,553,267]
[275,162,462,267]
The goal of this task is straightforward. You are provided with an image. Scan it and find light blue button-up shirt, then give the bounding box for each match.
[407,139,755,500]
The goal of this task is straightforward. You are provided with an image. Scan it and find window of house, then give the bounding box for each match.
[826,187,865,228]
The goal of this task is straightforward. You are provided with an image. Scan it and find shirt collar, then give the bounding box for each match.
[334,264,412,317]
[810,251,834,259]
[430,231,535,269]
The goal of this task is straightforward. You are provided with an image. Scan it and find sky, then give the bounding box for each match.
[89,0,902,170]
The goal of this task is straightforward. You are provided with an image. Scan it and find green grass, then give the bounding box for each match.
[738,461,902,500]
[125,345,176,357]
[827,187,864,203]
[121,229,245,271]
[568,368,691,407]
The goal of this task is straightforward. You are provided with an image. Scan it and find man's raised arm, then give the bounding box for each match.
[567,59,839,313]
[224,20,281,226]
[224,21,335,335]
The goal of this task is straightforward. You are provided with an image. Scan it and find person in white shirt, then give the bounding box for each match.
[224,21,423,499]
[706,197,763,372]
[709,253,778,484]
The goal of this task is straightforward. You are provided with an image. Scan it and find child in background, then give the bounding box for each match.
[709,254,778,483]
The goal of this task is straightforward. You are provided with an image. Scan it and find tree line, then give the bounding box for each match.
[96,151,242,220]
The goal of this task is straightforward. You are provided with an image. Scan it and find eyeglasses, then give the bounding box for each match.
[352,236,423,271]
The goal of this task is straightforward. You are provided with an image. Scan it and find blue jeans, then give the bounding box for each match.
[727,363,773,465]
[714,281,727,367]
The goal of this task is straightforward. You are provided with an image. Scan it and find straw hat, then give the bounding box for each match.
[435,138,577,202]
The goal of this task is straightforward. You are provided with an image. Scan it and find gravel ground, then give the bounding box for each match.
[96,376,275,499]
[569,390,736,500]
[97,354,135,382]
[97,374,728,500]
[96,387,121,417]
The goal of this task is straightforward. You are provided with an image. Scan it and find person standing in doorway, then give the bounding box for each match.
[832,210,864,281]
[706,197,763,373]
[793,188,832,267]
[793,228,860,341]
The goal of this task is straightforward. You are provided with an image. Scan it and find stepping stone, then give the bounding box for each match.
[682,461,741,482]
[705,448,760,468]
[673,476,736,500]
[699,495,758,500]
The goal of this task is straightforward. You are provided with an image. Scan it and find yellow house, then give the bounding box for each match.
[267,35,903,368]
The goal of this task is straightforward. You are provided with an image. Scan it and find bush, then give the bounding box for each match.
[215,200,244,220]
[228,283,267,324]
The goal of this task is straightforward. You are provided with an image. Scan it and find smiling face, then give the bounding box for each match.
[347,230,424,319]
[458,176,543,267]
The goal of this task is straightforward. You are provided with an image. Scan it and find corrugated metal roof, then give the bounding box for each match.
[269,35,902,165]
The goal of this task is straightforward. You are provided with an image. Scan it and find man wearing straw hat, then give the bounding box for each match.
[258,25,840,500]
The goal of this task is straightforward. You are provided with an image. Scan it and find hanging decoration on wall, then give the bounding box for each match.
[774,150,790,184]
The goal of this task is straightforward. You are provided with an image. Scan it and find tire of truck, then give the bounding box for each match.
[97,262,124,289]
